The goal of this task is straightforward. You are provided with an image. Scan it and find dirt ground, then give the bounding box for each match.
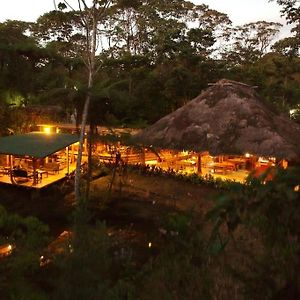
[90,171,218,216]
[0,171,218,238]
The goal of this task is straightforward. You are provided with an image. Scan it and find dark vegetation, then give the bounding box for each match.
[0,0,300,299]
[0,166,299,299]
[0,0,299,132]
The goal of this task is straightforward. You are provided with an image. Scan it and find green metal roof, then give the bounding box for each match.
[0,132,79,158]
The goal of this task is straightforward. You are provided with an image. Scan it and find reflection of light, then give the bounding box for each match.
[245,153,251,158]
[7,245,12,251]
[258,157,268,163]
[43,127,51,134]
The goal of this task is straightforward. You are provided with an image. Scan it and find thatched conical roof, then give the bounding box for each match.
[134,79,300,160]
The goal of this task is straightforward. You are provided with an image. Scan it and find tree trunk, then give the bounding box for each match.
[74,1,98,204]
[85,123,94,200]
[74,93,90,203]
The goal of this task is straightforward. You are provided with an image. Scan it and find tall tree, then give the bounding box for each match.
[53,0,113,203]
[222,21,282,65]
[271,0,300,57]
[0,20,44,104]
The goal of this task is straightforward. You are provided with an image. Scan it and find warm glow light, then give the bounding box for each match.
[7,245,12,251]
[43,126,51,134]
[148,242,152,248]
[245,153,251,158]
[295,185,300,192]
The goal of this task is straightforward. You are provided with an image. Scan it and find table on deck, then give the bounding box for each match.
[36,169,49,183]
[209,162,235,174]
[227,158,246,170]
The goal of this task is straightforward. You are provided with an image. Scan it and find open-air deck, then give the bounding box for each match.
[0,161,79,189]
[0,131,86,189]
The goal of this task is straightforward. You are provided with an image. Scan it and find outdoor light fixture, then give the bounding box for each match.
[43,126,52,134]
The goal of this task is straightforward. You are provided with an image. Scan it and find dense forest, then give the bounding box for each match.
[0,0,299,134]
[0,1,300,299]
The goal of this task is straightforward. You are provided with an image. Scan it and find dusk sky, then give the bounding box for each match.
[0,0,289,34]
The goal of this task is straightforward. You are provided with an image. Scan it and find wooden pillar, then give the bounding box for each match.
[67,146,70,175]
[8,155,12,169]
[140,148,146,165]
[197,153,202,174]
[84,136,87,156]
[9,155,13,183]
[69,144,74,163]
[32,158,37,185]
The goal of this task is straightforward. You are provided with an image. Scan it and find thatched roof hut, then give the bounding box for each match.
[134,79,300,160]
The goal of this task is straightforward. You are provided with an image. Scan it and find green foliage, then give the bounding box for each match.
[126,163,240,190]
[206,167,300,299]
[165,212,191,235]
[0,205,49,298]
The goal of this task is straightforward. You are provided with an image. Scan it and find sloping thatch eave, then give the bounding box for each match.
[134,79,300,160]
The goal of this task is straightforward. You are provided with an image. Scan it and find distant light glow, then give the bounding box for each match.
[43,126,51,134]
[148,242,152,248]
[245,153,251,158]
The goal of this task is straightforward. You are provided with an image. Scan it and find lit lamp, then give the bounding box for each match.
[43,126,51,134]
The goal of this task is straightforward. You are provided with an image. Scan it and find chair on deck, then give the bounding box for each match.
[11,168,34,184]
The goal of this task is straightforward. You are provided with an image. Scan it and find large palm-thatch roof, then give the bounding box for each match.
[134,79,300,160]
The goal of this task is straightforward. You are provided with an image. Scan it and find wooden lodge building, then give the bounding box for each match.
[134,79,300,181]
[0,79,299,188]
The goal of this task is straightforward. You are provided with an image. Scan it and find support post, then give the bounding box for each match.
[140,148,146,166]
[32,158,37,185]
[197,153,202,175]
[9,155,15,184]
[67,146,70,175]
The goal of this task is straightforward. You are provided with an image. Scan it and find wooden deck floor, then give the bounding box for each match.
[0,163,79,189]
[153,161,249,183]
